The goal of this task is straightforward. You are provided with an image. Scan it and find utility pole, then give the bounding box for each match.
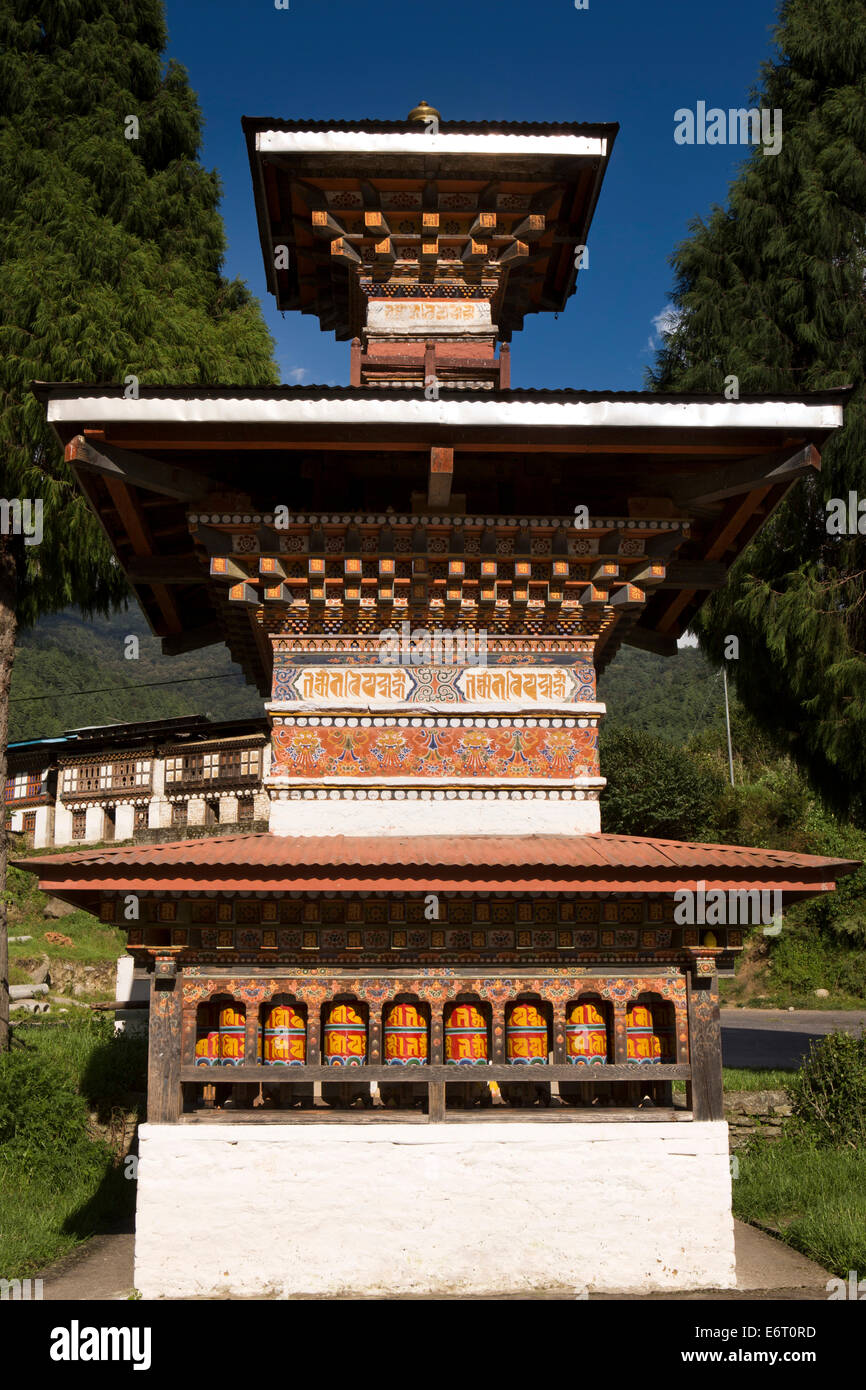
[723,665,735,788]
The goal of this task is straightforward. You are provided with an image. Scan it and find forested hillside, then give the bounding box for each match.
[9,608,260,742]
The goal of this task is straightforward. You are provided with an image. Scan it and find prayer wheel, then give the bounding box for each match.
[445,1003,490,1108]
[383,1002,428,1064]
[263,1003,306,1066]
[561,1000,609,1107]
[380,1002,428,1109]
[195,1030,219,1066]
[565,1000,609,1065]
[218,1004,245,1066]
[505,1002,548,1063]
[626,1002,661,1063]
[444,1003,488,1064]
[323,1002,366,1066]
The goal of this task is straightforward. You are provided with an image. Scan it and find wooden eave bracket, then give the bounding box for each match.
[670,443,821,510]
[66,436,220,503]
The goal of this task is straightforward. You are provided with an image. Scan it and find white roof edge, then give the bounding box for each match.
[46,396,845,431]
[256,130,608,158]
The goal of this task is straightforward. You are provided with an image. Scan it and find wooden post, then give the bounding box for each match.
[499,342,511,389]
[612,999,628,1064]
[147,974,182,1123]
[686,971,724,1121]
[369,1006,382,1064]
[491,1003,506,1063]
[307,1004,321,1066]
[553,1001,567,1064]
[350,337,362,387]
[428,1082,446,1123]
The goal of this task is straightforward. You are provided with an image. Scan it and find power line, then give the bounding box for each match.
[10,672,244,704]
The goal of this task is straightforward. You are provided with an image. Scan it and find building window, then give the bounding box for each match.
[21,811,37,847]
[134,806,149,832]
[204,799,219,827]
[221,748,260,779]
[237,797,254,822]
[71,810,86,840]
[26,772,43,798]
[104,807,116,840]
[171,802,188,828]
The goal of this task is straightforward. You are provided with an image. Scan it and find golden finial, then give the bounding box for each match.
[407,100,441,124]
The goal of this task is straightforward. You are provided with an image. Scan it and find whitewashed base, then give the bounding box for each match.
[267,794,601,837]
[134,1121,736,1298]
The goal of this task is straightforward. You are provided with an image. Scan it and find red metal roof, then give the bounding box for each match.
[15,833,859,899]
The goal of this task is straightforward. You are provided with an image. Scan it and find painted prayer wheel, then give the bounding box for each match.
[565,1000,609,1065]
[384,1002,428,1064]
[444,1003,488,1065]
[194,1030,219,1066]
[380,1002,428,1109]
[626,1003,662,1063]
[322,1000,371,1108]
[323,1002,366,1066]
[263,1003,306,1066]
[505,1003,548,1064]
[218,1004,245,1066]
[445,1003,490,1108]
[560,1000,610,1106]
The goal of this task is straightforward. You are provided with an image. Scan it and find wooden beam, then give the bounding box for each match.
[68,436,218,502]
[428,447,454,508]
[686,974,724,1122]
[161,623,224,656]
[671,444,820,508]
[126,556,206,585]
[147,978,182,1123]
[103,477,183,635]
[657,561,727,590]
[622,625,677,657]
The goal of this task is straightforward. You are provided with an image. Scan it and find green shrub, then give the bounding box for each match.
[0,1051,107,1184]
[785,1030,866,1149]
[600,727,724,840]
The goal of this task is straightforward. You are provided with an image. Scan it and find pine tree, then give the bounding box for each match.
[0,0,278,1048]
[648,0,866,819]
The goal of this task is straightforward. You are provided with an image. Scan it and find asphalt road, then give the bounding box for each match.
[721,1008,866,1069]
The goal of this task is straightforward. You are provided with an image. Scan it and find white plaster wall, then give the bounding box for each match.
[53,801,73,845]
[186,796,206,827]
[114,803,135,840]
[148,797,171,829]
[9,810,23,832]
[85,806,104,842]
[34,805,54,849]
[134,1121,735,1299]
[268,795,601,837]
[219,794,239,824]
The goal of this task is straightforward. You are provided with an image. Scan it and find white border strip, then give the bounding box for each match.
[256,130,608,158]
[46,396,844,432]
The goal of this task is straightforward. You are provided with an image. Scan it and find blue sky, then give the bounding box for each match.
[163,0,784,391]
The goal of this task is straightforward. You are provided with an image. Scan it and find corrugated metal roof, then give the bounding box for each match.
[241,117,618,137]
[19,833,859,877]
[31,382,853,406]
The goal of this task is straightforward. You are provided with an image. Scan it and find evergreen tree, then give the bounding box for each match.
[648,0,866,819]
[0,0,278,1048]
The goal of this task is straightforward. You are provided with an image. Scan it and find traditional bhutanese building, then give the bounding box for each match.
[19,106,857,1299]
[6,716,269,848]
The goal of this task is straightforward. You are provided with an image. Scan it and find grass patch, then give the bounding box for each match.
[673,1066,796,1094]
[721,1067,796,1091]
[733,1137,866,1277]
[9,909,126,964]
[0,1015,146,1280]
